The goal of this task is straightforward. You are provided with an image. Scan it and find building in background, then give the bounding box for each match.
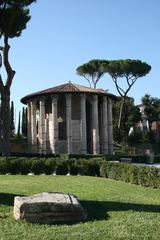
[21,82,117,155]
[137,104,149,132]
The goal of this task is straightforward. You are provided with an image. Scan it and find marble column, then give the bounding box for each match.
[80,94,87,154]
[30,100,37,153]
[66,94,72,154]
[108,98,113,154]
[101,96,109,154]
[45,114,49,153]
[39,97,46,154]
[92,95,100,154]
[51,95,58,154]
[27,101,32,151]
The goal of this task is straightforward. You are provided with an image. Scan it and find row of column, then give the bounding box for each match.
[91,95,113,155]
[27,94,113,155]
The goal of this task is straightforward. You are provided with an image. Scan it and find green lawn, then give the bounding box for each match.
[0,175,160,240]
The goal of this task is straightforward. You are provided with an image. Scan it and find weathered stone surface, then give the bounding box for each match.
[13,192,87,224]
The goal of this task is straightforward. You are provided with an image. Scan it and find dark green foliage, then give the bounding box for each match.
[0,157,9,174]
[77,158,101,176]
[128,131,156,145]
[10,101,15,137]
[100,161,160,188]
[56,160,68,175]
[17,157,32,174]
[21,107,27,137]
[141,94,160,131]
[76,59,108,88]
[77,159,91,176]
[44,158,57,175]
[66,158,78,175]
[0,156,159,188]
[31,159,45,175]
[17,111,21,138]
[131,155,146,163]
[107,59,151,131]
[113,97,141,143]
[154,155,160,163]
[7,157,21,174]
[0,0,36,38]
[107,59,151,79]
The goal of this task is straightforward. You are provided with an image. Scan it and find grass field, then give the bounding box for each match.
[0,175,160,240]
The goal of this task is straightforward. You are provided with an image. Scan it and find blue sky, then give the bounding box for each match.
[6,0,160,125]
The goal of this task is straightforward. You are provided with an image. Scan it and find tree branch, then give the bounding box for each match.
[112,76,125,97]
[0,74,4,91]
[3,35,16,88]
[82,74,91,88]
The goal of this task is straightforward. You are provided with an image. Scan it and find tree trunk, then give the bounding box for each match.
[118,98,125,129]
[155,120,160,140]
[1,87,11,156]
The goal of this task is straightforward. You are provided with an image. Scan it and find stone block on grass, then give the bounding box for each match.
[14,192,87,224]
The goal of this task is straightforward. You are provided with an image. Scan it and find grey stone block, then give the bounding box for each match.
[13,192,87,224]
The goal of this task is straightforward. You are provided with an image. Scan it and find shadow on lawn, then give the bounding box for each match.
[0,193,24,206]
[0,193,160,222]
[81,200,160,221]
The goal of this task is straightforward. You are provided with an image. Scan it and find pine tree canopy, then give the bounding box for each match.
[0,0,36,38]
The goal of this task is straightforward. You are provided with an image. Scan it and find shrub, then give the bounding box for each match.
[131,155,146,163]
[77,158,100,176]
[66,159,78,175]
[18,157,32,174]
[87,158,101,176]
[100,161,160,188]
[31,158,45,175]
[77,159,90,176]
[8,158,21,174]
[0,157,9,174]
[56,160,69,175]
[59,154,69,161]
[44,158,57,175]
[154,155,160,163]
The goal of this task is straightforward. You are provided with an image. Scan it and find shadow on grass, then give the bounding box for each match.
[81,200,160,221]
[0,193,159,222]
[0,193,24,206]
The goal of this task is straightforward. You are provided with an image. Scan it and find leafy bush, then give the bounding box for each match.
[154,155,160,163]
[44,158,57,175]
[0,156,159,189]
[66,159,78,175]
[56,160,69,175]
[18,157,32,174]
[128,155,146,163]
[31,158,45,174]
[77,158,101,176]
[0,157,9,174]
[77,159,90,176]
[100,161,160,188]
[8,158,21,174]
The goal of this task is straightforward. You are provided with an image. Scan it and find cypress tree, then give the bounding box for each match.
[22,107,27,137]
[17,111,21,138]
[10,101,15,137]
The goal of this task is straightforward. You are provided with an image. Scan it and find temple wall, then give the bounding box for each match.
[27,93,113,155]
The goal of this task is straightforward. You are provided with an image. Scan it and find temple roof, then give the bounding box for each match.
[21,82,117,104]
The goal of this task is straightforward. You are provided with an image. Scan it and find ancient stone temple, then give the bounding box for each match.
[21,82,117,155]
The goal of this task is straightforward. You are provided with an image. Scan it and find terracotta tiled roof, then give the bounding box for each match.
[21,82,117,104]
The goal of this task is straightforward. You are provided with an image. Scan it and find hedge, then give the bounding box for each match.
[154,155,160,163]
[0,156,159,189]
[100,161,160,188]
[0,157,103,176]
